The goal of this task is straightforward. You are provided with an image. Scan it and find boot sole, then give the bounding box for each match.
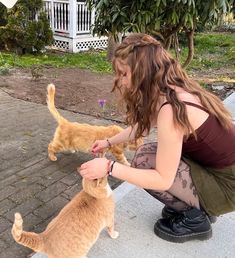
[154,224,212,243]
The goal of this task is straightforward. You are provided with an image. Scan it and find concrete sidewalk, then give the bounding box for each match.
[33,92,235,258]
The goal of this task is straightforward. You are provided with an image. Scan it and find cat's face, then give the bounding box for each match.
[82,176,112,199]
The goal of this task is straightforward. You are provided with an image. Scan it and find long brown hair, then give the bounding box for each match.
[112,33,232,139]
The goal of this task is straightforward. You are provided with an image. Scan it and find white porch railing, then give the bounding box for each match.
[43,0,107,52]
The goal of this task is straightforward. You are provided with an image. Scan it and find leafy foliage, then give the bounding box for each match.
[87,0,233,38]
[0,0,53,54]
[86,0,234,67]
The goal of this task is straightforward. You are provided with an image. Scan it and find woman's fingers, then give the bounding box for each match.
[91,140,107,154]
[79,167,89,178]
[79,158,108,179]
[91,142,98,149]
[91,142,101,154]
[80,163,88,169]
[79,162,95,179]
[92,146,100,153]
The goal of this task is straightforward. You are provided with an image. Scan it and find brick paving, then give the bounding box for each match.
[0,90,126,258]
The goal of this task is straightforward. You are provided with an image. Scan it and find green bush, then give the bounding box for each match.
[0,0,53,54]
[0,3,7,49]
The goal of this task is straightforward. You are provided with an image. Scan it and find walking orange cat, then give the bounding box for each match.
[12,176,118,258]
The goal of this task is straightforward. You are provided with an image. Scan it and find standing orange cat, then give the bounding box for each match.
[47,83,143,165]
[12,176,118,258]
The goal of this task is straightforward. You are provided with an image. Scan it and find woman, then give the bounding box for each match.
[79,33,235,243]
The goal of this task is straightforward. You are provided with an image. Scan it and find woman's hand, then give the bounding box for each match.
[91,139,109,154]
[79,158,109,179]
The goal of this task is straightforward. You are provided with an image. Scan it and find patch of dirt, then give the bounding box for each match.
[0,66,234,122]
[0,67,125,122]
[189,67,235,100]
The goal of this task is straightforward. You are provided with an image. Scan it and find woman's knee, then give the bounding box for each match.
[131,142,157,169]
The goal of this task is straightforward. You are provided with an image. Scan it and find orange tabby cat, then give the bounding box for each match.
[47,83,143,165]
[12,176,118,258]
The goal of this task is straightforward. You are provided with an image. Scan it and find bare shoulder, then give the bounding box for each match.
[158,93,208,132]
[157,104,176,132]
[158,103,174,120]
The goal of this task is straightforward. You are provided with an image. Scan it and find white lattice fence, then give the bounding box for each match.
[43,0,107,52]
[76,37,108,51]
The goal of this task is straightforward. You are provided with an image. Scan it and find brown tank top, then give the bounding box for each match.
[160,101,235,168]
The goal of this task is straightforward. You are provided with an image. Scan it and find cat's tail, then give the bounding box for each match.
[47,83,68,124]
[12,213,44,253]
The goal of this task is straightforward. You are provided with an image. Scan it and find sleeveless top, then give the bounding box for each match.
[160,101,235,168]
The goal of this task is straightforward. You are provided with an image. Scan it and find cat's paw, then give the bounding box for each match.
[49,155,57,161]
[110,230,119,239]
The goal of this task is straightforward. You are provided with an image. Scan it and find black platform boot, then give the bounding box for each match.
[162,206,217,223]
[155,207,212,243]
[161,206,181,219]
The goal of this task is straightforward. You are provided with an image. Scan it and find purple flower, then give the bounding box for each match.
[98,99,107,109]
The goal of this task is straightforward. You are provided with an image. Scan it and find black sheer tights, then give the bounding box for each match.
[131,142,200,211]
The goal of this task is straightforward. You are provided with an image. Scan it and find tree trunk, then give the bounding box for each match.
[106,34,120,61]
[165,35,172,50]
[162,23,182,50]
[182,29,194,68]
[173,33,180,61]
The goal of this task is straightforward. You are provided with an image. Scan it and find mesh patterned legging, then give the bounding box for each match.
[131,142,200,211]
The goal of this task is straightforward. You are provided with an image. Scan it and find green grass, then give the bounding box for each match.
[0,50,112,73]
[0,32,234,74]
[179,32,235,70]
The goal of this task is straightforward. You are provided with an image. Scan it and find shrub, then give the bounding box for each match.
[0,0,53,54]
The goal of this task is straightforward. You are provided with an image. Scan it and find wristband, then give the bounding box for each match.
[107,161,116,176]
[106,138,112,148]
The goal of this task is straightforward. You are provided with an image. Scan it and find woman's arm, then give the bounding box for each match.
[81,105,184,191]
[108,124,138,145]
[91,124,139,153]
[111,105,183,190]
